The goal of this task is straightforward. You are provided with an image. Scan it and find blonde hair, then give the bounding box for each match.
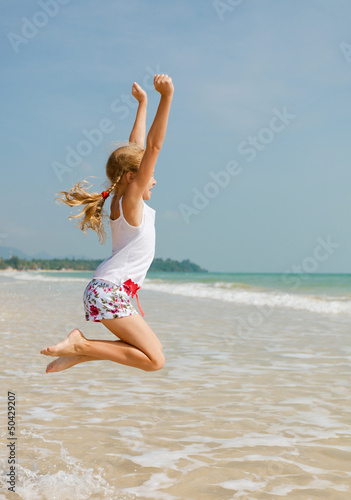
[55,142,145,244]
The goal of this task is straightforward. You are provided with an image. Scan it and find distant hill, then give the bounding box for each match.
[149,258,207,273]
[0,246,31,259]
[0,256,208,273]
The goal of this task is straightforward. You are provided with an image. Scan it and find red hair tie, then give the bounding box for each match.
[101,191,109,200]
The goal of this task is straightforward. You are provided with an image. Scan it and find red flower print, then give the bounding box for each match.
[90,305,99,316]
[88,285,92,291]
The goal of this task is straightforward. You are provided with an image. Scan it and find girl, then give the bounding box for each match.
[40,74,174,374]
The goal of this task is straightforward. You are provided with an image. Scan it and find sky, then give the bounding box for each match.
[1,0,351,273]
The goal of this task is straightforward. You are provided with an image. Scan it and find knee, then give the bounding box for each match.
[147,351,165,371]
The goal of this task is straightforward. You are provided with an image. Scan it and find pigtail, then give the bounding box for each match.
[105,176,121,197]
[55,179,109,244]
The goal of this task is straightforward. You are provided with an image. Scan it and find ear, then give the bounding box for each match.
[125,171,135,183]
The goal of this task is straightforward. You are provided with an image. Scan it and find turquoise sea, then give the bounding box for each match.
[0,270,350,499]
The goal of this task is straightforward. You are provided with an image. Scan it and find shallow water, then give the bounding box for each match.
[0,272,350,499]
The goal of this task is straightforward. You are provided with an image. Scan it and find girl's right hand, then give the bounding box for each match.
[154,74,174,97]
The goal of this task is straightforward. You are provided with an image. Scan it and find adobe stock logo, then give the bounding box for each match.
[212,0,244,21]
[339,42,351,64]
[7,0,72,54]
[236,107,296,162]
[178,106,296,225]
[178,160,242,224]
[231,235,341,341]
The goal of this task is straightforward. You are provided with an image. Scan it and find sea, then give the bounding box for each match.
[0,269,351,499]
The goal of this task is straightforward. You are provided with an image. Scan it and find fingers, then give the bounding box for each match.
[153,74,174,97]
[131,82,147,101]
[153,74,172,84]
[132,82,144,93]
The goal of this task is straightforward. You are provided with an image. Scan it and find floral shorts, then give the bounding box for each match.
[83,278,138,322]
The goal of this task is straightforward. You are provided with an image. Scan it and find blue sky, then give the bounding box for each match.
[1,0,351,273]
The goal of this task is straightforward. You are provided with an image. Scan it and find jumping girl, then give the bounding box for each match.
[40,74,174,374]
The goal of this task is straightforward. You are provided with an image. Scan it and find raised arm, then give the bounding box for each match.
[128,74,174,198]
[146,77,173,151]
[129,82,147,147]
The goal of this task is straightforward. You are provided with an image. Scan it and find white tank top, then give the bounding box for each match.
[93,195,156,287]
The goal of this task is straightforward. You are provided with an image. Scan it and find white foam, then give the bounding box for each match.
[286,410,345,430]
[0,459,123,500]
[219,433,294,449]
[24,407,58,421]
[0,270,89,283]
[0,430,135,500]
[124,473,178,500]
[120,443,210,469]
[142,280,351,316]
[279,353,315,358]
[15,466,115,500]
[218,479,267,492]
[269,478,349,496]
[227,453,338,476]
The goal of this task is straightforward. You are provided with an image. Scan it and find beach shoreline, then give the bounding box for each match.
[1,267,94,273]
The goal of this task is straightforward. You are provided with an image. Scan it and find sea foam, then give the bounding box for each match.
[143,279,351,316]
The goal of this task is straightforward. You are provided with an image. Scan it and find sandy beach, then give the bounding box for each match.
[0,270,351,498]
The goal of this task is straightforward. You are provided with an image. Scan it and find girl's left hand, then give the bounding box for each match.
[131,82,147,103]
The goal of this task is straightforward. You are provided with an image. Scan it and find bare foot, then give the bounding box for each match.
[40,329,87,357]
[46,355,85,373]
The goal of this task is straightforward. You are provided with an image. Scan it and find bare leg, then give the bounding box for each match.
[40,314,164,373]
[45,339,147,373]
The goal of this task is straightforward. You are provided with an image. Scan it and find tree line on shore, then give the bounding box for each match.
[0,256,207,273]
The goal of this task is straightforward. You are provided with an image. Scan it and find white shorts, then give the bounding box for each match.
[83,278,138,322]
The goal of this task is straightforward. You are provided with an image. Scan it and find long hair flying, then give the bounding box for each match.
[55,142,145,244]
